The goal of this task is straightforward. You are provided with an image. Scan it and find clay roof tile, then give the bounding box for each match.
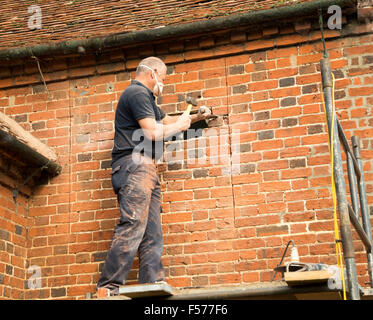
[0,0,317,51]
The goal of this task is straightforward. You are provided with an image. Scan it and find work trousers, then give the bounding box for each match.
[97,154,165,291]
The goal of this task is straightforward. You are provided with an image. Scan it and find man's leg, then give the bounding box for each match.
[97,163,157,291]
[138,178,165,283]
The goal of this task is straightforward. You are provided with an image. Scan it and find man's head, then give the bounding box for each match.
[136,57,167,97]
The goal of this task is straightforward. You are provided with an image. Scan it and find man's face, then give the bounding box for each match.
[152,66,166,86]
[137,63,167,96]
[150,65,166,97]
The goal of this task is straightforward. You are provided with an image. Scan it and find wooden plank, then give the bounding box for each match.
[285,270,333,286]
[0,111,57,161]
[118,282,173,298]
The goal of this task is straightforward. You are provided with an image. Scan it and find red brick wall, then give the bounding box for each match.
[0,182,28,299]
[0,14,372,299]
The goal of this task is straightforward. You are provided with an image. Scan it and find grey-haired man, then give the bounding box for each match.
[97,57,210,296]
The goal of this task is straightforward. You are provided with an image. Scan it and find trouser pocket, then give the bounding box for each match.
[111,159,140,194]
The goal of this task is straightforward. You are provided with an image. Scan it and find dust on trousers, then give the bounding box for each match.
[97,154,165,291]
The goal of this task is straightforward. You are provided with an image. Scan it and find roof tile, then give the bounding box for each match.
[0,0,314,50]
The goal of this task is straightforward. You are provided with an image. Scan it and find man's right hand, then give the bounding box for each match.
[177,113,191,132]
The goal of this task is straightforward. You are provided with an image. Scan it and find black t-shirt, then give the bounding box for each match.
[112,80,166,165]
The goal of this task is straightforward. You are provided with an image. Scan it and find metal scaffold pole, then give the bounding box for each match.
[352,136,373,288]
[320,57,360,300]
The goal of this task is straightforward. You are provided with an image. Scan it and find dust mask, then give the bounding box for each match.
[139,64,164,97]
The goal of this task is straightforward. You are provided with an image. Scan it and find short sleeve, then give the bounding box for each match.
[128,91,156,121]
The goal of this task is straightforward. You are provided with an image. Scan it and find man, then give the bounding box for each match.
[97,57,211,296]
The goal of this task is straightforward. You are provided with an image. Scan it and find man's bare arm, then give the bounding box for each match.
[139,115,191,141]
[162,107,211,126]
[162,115,178,125]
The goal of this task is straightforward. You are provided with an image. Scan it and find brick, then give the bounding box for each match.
[281,118,298,127]
[279,77,295,87]
[71,222,100,233]
[248,80,278,91]
[188,199,217,211]
[301,134,328,145]
[226,74,251,86]
[272,107,301,120]
[260,181,290,192]
[268,68,298,79]
[269,87,301,99]
[51,287,66,298]
[208,251,239,263]
[280,97,296,107]
[184,178,214,189]
[232,84,247,94]
[199,68,225,80]
[280,146,310,158]
[259,224,287,237]
[162,212,192,224]
[258,130,274,140]
[296,74,321,85]
[290,158,306,168]
[240,164,255,174]
[281,168,312,179]
[229,65,244,75]
[250,120,280,132]
[258,160,288,171]
[163,191,193,202]
[252,139,283,151]
[254,111,269,121]
[0,230,9,241]
[349,86,373,96]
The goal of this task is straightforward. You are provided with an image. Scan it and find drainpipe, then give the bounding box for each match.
[0,0,355,61]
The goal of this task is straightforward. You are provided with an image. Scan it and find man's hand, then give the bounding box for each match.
[176,113,191,131]
[198,105,212,120]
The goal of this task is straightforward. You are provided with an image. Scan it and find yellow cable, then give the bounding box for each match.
[321,72,347,300]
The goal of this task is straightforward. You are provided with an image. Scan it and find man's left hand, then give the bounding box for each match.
[198,105,212,120]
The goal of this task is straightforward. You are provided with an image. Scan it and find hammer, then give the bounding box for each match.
[184,96,198,116]
[185,96,216,119]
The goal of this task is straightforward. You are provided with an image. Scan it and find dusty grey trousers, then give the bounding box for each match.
[97,154,165,291]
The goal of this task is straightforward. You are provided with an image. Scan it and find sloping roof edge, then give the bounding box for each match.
[0,111,61,177]
[0,0,356,61]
